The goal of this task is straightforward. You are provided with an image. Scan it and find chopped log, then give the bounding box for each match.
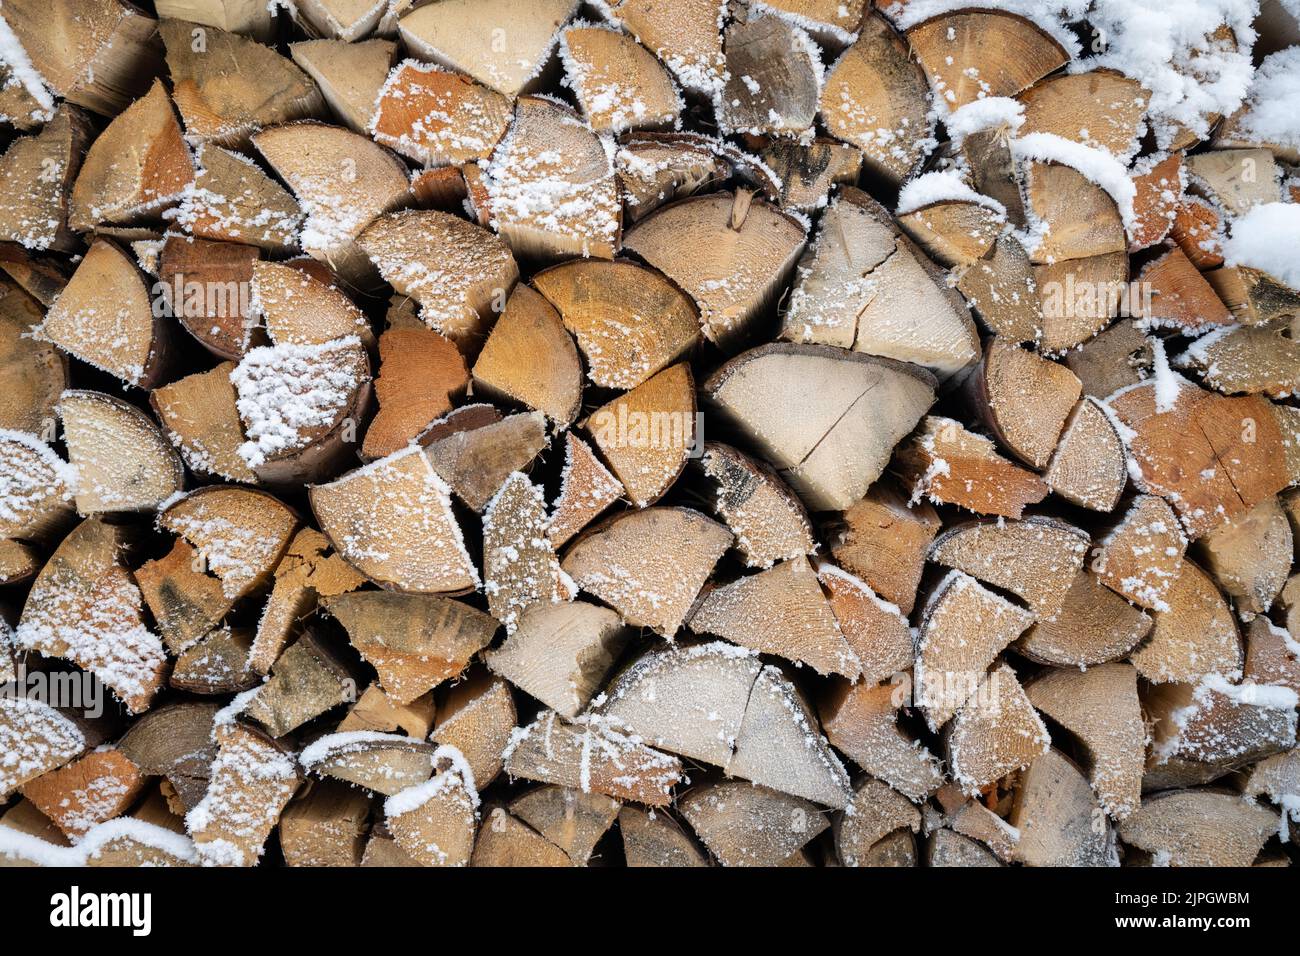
[1023,162,1127,263]
[161,19,322,149]
[15,519,165,713]
[0,697,85,800]
[156,0,275,41]
[279,779,370,867]
[397,0,575,97]
[170,625,258,694]
[470,285,580,426]
[81,817,198,867]
[1016,570,1152,668]
[1063,320,1152,400]
[956,236,1043,346]
[21,749,146,840]
[561,507,732,635]
[159,486,297,601]
[134,540,227,654]
[423,411,548,511]
[546,433,624,549]
[291,38,395,134]
[69,80,194,231]
[338,684,435,739]
[1017,70,1147,158]
[915,571,1034,730]
[151,358,254,477]
[896,196,1003,269]
[37,239,174,387]
[1105,378,1289,539]
[0,107,92,253]
[1169,195,1225,270]
[310,445,481,594]
[175,144,303,254]
[1,0,163,116]
[818,680,944,801]
[907,11,1067,107]
[1043,396,1128,512]
[0,430,75,543]
[968,337,1083,470]
[586,362,696,507]
[1136,246,1233,331]
[431,670,517,789]
[705,343,936,512]
[826,479,938,615]
[257,528,365,665]
[618,805,708,867]
[370,60,511,167]
[680,780,827,867]
[288,0,389,40]
[1036,251,1129,354]
[898,418,1049,520]
[483,96,621,260]
[252,121,411,286]
[696,441,815,569]
[116,702,220,812]
[1146,675,1297,778]
[531,258,699,390]
[1009,749,1114,867]
[1130,559,1243,684]
[689,556,861,678]
[819,12,930,186]
[940,790,1018,863]
[1093,494,1187,610]
[186,721,301,866]
[561,25,680,134]
[1127,153,1184,251]
[363,322,467,459]
[717,13,819,137]
[300,731,434,796]
[486,601,626,719]
[815,562,914,682]
[1025,663,1144,819]
[781,188,979,381]
[360,823,418,866]
[623,191,806,349]
[614,135,729,224]
[757,139,861,214]
[1185,148,1280,215]
[946,664,1051,795]
[358,209,517,345]
[927,827,1003,867]
[1244,617,1300,694]
[1118,789,1279,867]
[0,541,40,585]
[1197,496,1291,617]
[834,778,922,868]
[157,236,261,360]
[0,279,66,435]
[509,785,620,866]
[601,0,725,96]
[1181,323,1300,399]
[1206,264,1300,327]
[503,710,683,806]
[243,631,356,737]
[471,805,570,867]
[323,592,497,704]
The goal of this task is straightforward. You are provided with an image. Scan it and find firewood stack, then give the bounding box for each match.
[2,0,1300,869]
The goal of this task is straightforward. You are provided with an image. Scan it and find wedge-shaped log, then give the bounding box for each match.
[384,747,479,867]
[300,731,434,797]
[968,337,1082,470]
[370,60,511,167]
[1016,570,1152,667]
[705,342,936,512]
[531,258,699,390]
[431,670,517,789]
[1026,663,1144,820]
[0,107,91,252]
[1043,396,1128,512]
[929,516,1089,620]
[834,778,922,869]
[509,785,620,866]
[15,519,166,713]
[690,557,860,678]
[1009,749,1115,867]
[717,13,819,137]
[175,144,302,254]
[291,38,394,134]
[618,805,708,867]
[487,601,626,719]
[1093,495,1186,610]
[623,191,806,349]
[546,434,623,549]
[916,572,1034,730]
[681,780,827,867]
[0,697,85,800]
[696,442,814,569]
[562,507,730,635]
[947,664,1051,794]
[1118,789,1279,867]
[819,680,944,801]
[1131,559,1242,684]
[561,26,680,134]
[471,285,580,426]
[897,417,1048,519]
[423,410,548,511]
[311,445,480,594]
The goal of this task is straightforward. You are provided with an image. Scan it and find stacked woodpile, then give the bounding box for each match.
[1,0,1299,868]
